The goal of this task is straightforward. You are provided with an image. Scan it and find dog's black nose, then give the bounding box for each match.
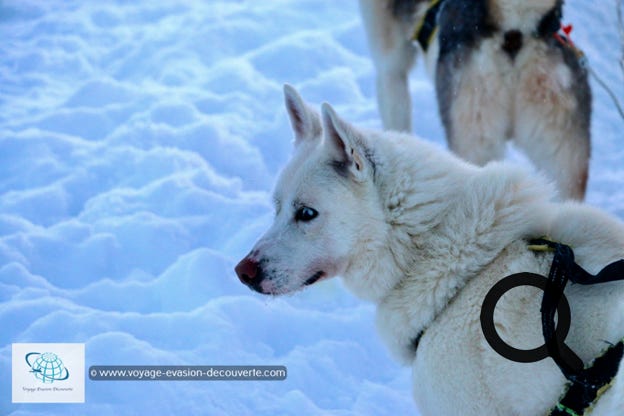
[235,256,259,286]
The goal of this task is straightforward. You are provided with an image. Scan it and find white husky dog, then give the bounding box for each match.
[235,86,624,415]
[359,0,591,200]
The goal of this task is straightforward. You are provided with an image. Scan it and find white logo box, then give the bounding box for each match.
[12,343,85,403]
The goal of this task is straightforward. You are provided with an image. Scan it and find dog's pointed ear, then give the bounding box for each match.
[321,102,370,181]
[283,84,322,145]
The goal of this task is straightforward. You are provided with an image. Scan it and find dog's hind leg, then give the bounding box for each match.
[359,0,418,132]
[436,53,511,166]
[512,51,591,201]
[513,120,589,201]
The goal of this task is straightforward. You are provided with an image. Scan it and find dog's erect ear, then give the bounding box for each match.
[283,84,322,145]
[321,103,370,181]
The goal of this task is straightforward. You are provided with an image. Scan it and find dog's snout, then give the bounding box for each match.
[235,256,260,286]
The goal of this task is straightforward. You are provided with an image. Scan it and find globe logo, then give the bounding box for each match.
[25,352,70,383]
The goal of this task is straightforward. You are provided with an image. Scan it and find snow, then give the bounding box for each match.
[0,0,622,415]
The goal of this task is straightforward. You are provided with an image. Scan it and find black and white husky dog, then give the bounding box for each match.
[359,0,591,200]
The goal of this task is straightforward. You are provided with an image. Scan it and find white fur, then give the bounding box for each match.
[491,0,560,31]
[238,86,624,415]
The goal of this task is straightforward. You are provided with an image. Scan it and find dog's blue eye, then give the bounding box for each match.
[295,206,318,222]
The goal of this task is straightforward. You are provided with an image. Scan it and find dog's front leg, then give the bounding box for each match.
[359,0,417,132]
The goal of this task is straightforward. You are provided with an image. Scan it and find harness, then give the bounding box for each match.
[412,0,444,52]
[411,237,623,414]
[528,239,624,416]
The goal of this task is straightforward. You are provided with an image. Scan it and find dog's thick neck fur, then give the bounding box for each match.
[278,91,557,364]
[339,129,554,363]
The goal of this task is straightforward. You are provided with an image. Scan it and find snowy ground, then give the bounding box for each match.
[1,0,622,415]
